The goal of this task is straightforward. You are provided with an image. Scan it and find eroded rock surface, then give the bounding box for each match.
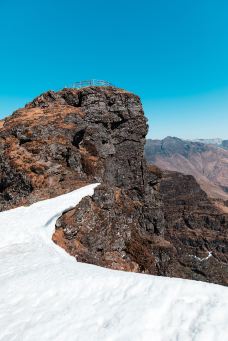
[159,170,228,285]
[0,86,159,220]
[1,86,228,285]
[54,165,228,285]
[54,179,165,274]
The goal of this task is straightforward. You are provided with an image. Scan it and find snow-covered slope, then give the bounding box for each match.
[0,184,228,341]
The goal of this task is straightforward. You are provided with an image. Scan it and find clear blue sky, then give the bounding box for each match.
[0,0,227,139]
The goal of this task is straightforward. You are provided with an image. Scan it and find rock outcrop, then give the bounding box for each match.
[54,170,165,273]
[1,87,228,285]
[0,86,162,229]
[158,170,228,285]
[54,164,228,285]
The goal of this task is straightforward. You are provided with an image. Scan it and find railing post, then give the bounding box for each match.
[67,79,114,89]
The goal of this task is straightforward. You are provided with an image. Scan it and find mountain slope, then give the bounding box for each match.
[1,186,228,341]
[145,136,228,201]
[1,88,227,286]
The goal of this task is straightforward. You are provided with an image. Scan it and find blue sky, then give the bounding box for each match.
[0,0,227,139]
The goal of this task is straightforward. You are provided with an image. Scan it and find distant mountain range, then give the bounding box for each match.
[145,136,228,201]
[188,138,228,149]
[188,138,223,145]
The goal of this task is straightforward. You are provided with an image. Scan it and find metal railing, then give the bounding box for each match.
[71,79,114,89]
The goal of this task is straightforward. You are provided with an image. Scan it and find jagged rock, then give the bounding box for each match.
[1,86,228,286]
[54,181,164,273]
[0,87,157,217]
[158,170,228,285]
[54,166,228,285]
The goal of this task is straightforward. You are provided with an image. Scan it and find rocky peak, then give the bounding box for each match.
[0,86,151,209]
[1,86,228,286]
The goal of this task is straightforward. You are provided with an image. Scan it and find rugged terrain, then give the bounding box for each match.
[55,163,228,284]
[159,170,228,284]
[145,136,228,201]
[2,186,228,341]
[0,87,228,285]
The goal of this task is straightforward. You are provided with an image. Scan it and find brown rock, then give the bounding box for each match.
[157,170,228,285]
[53,184,162,274]
[1,86,228,286]
[0,87,156,216]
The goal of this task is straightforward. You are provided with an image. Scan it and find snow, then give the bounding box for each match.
[191,251,213,262]
[0,184,228,341]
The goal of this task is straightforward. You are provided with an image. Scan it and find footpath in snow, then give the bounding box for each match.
[0,183,228,341]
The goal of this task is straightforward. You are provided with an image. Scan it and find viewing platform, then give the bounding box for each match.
[71,79,114,89]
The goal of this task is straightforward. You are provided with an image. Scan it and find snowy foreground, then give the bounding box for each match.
[0,184,228,341]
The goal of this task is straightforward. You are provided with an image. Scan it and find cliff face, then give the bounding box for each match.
[0,86,165,272]
[54,164,228,285]
[53,168,165,273]
[158,170,228,285]
[0,87,160,222]
[1,87,228,285]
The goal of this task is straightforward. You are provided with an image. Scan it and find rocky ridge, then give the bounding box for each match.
[0,87,228,285]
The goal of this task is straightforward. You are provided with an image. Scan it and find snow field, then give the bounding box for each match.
[0,184,228,341]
